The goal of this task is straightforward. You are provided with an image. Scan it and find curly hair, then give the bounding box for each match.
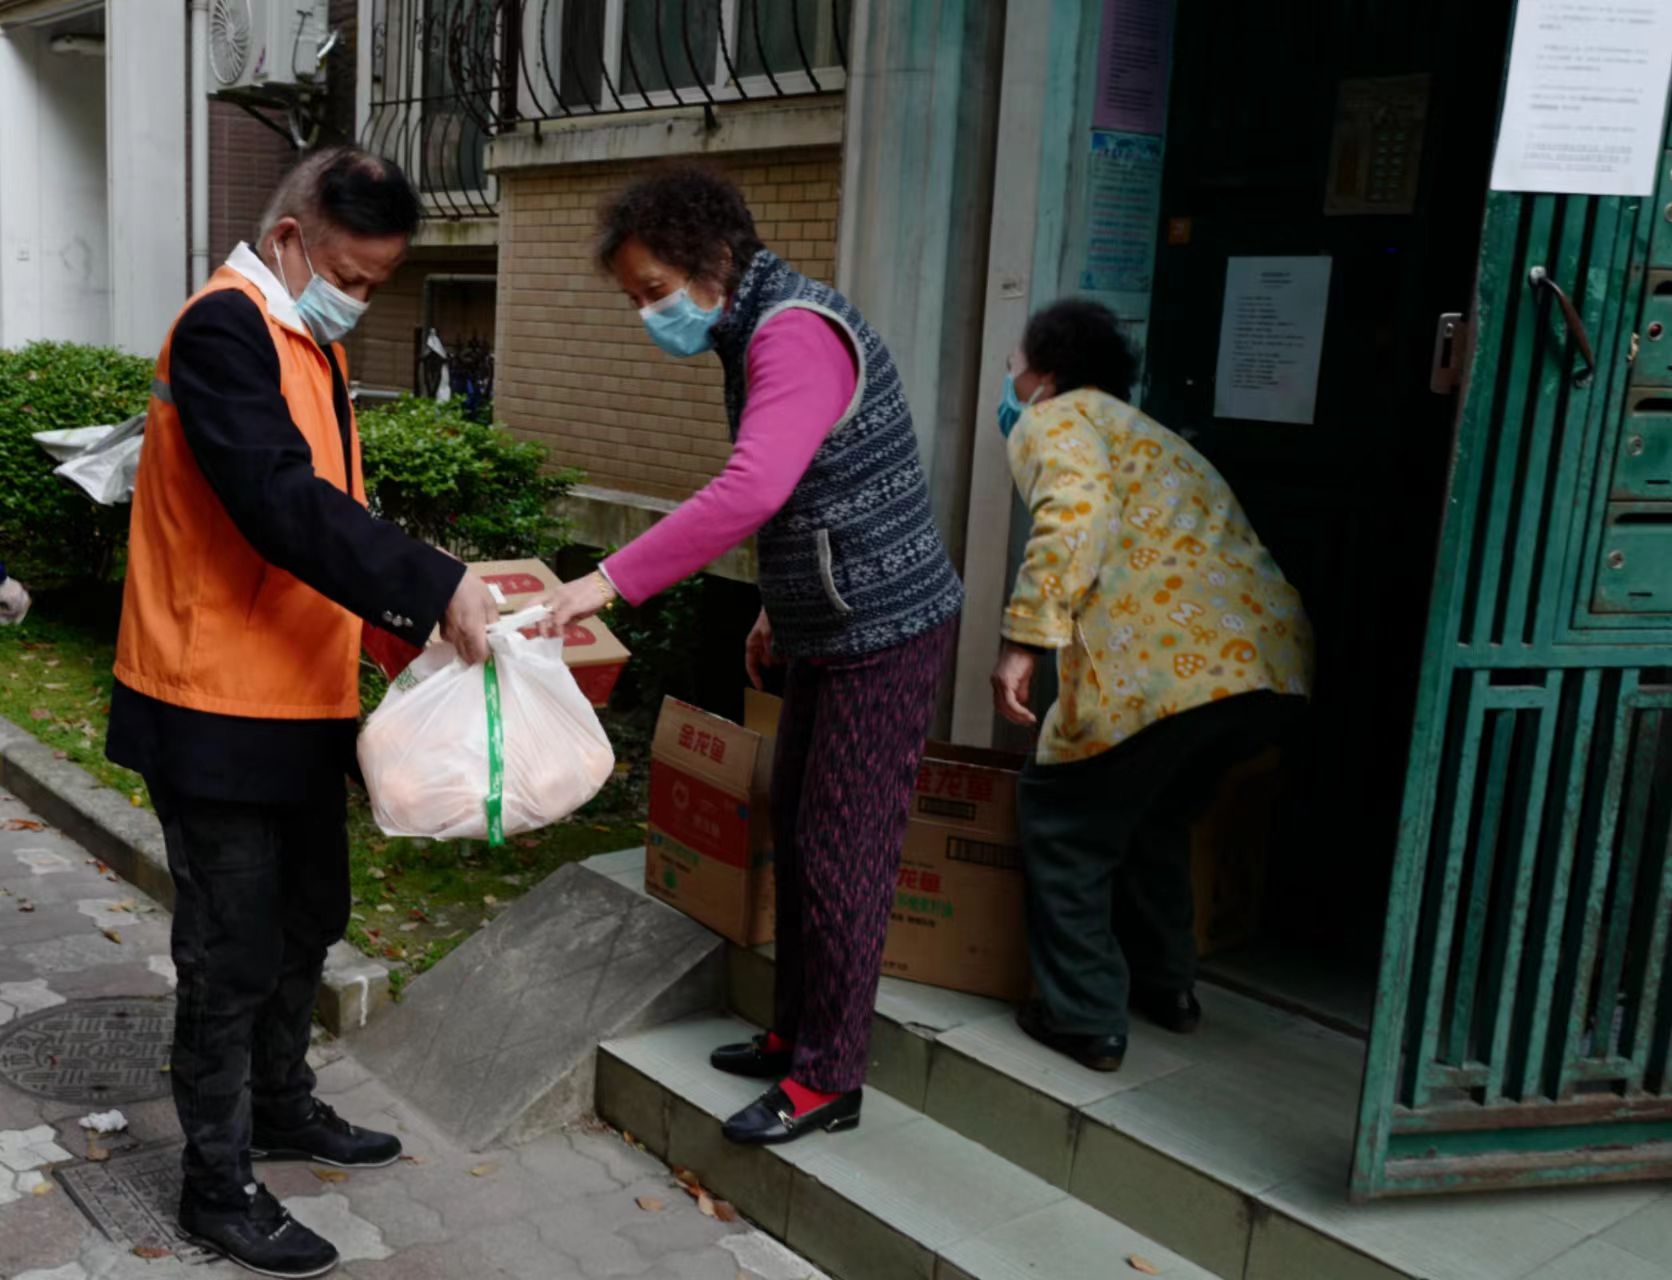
[1022,299,1138,402]
[596,164,765,292]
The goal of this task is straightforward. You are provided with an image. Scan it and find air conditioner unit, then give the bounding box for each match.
[208,0,333,94]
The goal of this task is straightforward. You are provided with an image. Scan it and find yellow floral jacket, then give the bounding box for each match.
[1003,389,1313,765]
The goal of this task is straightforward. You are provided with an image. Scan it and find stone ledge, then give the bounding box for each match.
[565,483,757,584]
[488,95,845,173]
[0,714,390,1037]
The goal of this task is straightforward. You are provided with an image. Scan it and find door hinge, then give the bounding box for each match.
[1430,313,1469,394]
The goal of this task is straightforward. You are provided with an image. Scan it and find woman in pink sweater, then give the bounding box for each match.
[541,165,964,1147]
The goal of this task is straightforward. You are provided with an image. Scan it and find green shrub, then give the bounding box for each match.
[358,397,582,561]
[0,342,153,584]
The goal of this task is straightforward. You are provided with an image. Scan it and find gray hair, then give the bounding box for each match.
[256,145,422,247]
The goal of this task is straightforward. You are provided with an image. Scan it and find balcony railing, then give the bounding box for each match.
[362,0,851,219]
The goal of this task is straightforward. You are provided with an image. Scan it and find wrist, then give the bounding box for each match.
[592,570,618,609]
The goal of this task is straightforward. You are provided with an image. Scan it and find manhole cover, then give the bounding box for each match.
[0,996,172,1103]
[57,1141,214,1264]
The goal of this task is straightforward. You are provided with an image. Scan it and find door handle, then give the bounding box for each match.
[1528,266,1597,384]
[1430,312,1466,394]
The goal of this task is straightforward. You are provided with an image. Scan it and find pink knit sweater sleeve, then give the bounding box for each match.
[601,309,858,606]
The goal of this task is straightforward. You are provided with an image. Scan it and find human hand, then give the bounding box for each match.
[745,608,776,690]
[440,574,499,664]
[0,577,30,627]
[991,643,1039,726]
[536,572,617,638]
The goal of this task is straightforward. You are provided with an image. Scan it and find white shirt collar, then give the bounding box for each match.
[226,241,306,335]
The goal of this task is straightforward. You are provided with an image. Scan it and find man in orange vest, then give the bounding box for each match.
[107,147,498,1278]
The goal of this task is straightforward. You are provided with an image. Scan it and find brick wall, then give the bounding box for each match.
[494,147,841,500]
[208,101,296,262]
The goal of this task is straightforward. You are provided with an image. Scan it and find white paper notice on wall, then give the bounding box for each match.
[1489,0,1672,197]
[1213,257,1333,426]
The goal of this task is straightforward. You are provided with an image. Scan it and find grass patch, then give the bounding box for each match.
[0,589,652,986]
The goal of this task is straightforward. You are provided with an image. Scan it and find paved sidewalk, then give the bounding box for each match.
[0,787,826,1280]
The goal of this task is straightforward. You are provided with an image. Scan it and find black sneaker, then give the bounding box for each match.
[180,1185,338,1278]
[251,1099,402,1169]
[1132,986,1203,1035]
[1015,1000,1127,1072]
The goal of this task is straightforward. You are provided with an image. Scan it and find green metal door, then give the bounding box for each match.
[1351,88,1672,1196]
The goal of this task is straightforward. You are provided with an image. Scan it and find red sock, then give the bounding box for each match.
[780,1077,842,1116]
[763,1031,792,1054]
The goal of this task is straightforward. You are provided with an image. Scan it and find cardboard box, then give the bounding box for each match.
[468,559,630,708]
[884,744,1032,1002]
[1191,747,1279,959]
[644,693,778,946]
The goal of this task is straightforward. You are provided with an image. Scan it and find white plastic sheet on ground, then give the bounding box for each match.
[33,412,145,505]
[358,606,615,842]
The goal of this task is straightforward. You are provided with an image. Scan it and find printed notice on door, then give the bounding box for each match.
[1213,257,1333,425]
[1093,0,1173,134]
[1489,0,1672,196]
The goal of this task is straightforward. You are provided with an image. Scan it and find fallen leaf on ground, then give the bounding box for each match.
[101,929,122,945]
[1127,1256,1161,1275]
[398,922,419,932]
[621,1131,636,1146]
[52,751,67,760]
[4,818,44,831]
[368,867,386,879]
[28,707,50,721]
[469,1162,498,1178]
[399,1154,426,1165]
[482,895,498,907]
[132,1245,172,1259]
[312,1169,349,1184]
[129,794,143,808]
[635,1195,664,1212]
[42,683,65,691]
[713,1200,740,1223]
[697,1192,717,1219]
[674,1167,701,1188]
[18,900,35,913]
[31,1181,53,1196]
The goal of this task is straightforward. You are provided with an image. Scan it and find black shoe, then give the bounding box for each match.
[1016,1001,1127,1072]
[1132,986,1202,1035]
[721,1084,862,1146]
[710,1032,794,1080]
[250,1099,402,1169]
[180,1185,338,1278]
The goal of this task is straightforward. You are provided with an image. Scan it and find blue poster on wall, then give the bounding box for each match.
[1080,129,1164,294]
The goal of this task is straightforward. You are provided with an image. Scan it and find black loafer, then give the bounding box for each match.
[1132,986,1202,1035]
[721,1084,862,1146]
[710,1033,794,1080]
[251,1099,402,1169]
[180,1184,338,1278]
[1016,1001,1127,1072]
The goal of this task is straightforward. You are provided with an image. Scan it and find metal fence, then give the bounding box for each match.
[362,0,851,218]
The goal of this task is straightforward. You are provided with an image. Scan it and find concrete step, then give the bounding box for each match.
[596,1013,1220,1280]
[355,862,723,1150]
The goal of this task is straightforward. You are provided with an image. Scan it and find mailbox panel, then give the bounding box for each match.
[1613,391,1672,499]
[1593,503,1672,614]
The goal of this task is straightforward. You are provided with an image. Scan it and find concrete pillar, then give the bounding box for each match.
[834,0,1005,572]
[106,0,187,354]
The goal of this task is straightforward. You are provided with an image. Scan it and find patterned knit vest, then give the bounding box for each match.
[712,251,965,658]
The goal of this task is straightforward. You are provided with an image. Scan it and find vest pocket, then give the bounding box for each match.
[815,528,854,616]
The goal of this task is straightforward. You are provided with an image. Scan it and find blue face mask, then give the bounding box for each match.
[997,372,1039,438]
[640,287,722,358]
[273,232,369,346]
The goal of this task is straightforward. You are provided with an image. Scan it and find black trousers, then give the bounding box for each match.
[1017,691,1304,1037]
[150,778,351,1208]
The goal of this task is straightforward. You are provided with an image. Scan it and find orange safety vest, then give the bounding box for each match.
[114,265,366,720]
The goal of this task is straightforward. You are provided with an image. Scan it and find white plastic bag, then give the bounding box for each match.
[357,606,616,842]
[34,412,146,505]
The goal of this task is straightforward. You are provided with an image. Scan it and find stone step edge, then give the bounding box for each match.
[721,941,1413,1280]
[594,1023,1221,1280]
[0,715,388,1036]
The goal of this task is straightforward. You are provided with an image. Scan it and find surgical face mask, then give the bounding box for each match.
[640,286,722,358]
[997,372,1040,438]
[272,232,369,345]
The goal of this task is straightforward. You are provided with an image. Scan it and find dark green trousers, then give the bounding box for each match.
[1017,691,1303,1037]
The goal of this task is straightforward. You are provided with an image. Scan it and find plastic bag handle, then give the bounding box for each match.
[490,604,553,637]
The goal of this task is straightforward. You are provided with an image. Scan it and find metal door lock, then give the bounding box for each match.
[1628,435,1646,456]
[1608,550,1627,570]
